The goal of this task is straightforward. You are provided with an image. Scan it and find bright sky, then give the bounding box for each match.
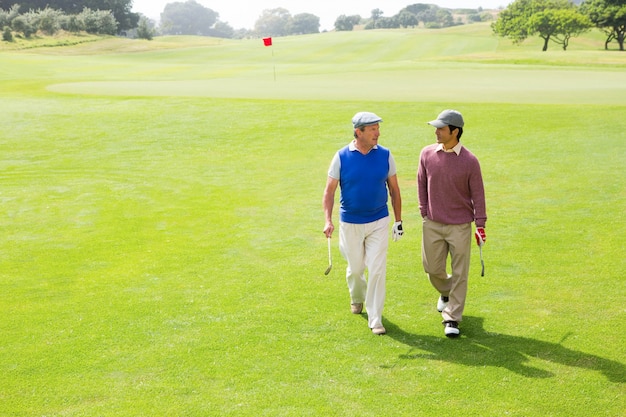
[131,0,512,31]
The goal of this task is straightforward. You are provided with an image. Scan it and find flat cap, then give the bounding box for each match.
[352,112,382,129]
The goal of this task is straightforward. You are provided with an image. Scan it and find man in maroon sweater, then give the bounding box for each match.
[417,109,487,338]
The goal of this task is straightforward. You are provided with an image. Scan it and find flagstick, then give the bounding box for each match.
[272,48,276,82]
[263,38,276,82]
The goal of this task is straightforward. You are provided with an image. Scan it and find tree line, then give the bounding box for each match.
[335,4,494,31]
[1,0,624,52]
[153,2,494,38]
[0,1,493,41]
[0,0,138,32]
[1,4,123,40]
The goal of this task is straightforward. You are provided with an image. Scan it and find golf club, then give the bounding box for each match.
[479,244,485,277]
[324,237,332,275]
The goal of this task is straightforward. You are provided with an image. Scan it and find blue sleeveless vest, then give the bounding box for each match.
[338,145,390,224]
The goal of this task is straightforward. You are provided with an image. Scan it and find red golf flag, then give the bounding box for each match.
[263,37,272,46]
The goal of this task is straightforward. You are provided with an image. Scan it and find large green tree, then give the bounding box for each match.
[491,0,535,44]
[580,0,626,50]
[334,14,360,31]
[160,0,218,36]
[254,8,291,37]
[398,10,418,28]
[529,8,592,50]
[287,13,319,35]
[492,0,591,51]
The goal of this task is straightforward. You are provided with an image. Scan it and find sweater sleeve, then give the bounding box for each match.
[417,149,429,219]
[470,159,487,228]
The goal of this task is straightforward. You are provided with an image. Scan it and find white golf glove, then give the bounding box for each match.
[392,221,403,242]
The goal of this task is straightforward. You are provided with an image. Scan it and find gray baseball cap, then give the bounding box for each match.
[352,111,382,129]
[428,109,464,128]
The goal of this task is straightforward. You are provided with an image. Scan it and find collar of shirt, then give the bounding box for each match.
[349,140,378,153]
[436,142,462,155]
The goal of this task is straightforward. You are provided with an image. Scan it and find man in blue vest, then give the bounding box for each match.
[323,112,403,335]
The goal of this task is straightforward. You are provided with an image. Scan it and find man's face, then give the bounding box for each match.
[435,125,456,145]
[356,124,380,149]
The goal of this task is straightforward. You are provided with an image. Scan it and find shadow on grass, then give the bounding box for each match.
[384,316,625,383]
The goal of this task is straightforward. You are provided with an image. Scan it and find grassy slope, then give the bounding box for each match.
[4,25,626,103]
[0,24,624,416]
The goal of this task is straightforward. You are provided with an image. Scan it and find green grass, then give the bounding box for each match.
[1,24,624,416]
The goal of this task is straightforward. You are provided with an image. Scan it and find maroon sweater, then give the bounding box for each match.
[417,144,487,227]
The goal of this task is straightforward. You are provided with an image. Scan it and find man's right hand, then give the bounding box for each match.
[323,222,334,238]
[475,227,486,246]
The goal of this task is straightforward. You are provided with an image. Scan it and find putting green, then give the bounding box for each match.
[47,66,624,104]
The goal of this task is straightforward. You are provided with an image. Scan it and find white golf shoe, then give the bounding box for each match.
[443,321,460,338]
[437,295,449,312]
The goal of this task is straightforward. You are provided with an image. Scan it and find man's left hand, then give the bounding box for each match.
[392,221,403,242]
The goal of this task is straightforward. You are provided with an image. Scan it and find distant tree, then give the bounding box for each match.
[210,21,234,38]
[492,0,591,51]
[88,0,138,33]
[370,8,384,27]
[416,5,439,26]
[397,4,454,28]
[34,7,64,35]
[254,8,290,37]
[398,10,418,28]
[467,11,494,23]
[580,0,626,50]
[64,15,84,32]
[468,13,483,22]
[231,27,252,39]
[160,0,218,36]
[334,14,360,31]
[0,4,20,27]
[11,14,36,37]
[288,12,319,35]
[403,3,431,15]
[0,9,9,30]
[136,15,154,40]
[78,8,118,34]
[369,15,399,29]
[437,9,455,27]
[2,25,13,41]
[480,11,494,21]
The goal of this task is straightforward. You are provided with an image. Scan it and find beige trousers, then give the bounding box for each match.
[339,216,390,329]
[421,218,472,322]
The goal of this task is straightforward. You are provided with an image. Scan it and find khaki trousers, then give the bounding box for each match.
[339,216,390,329]
[421,218,471,322]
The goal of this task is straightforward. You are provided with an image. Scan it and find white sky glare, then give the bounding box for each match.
[131,0,513,31]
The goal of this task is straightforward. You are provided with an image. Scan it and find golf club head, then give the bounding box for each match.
[324,265,332,275]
